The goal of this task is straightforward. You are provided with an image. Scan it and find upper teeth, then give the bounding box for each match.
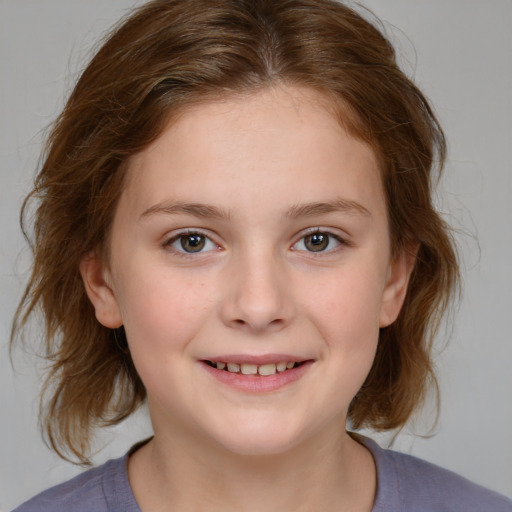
[214,361,297,376]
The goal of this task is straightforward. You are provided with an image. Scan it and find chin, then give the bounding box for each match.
[209,417,310,457]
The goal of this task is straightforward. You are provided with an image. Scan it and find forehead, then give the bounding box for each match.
[120,85,384,220]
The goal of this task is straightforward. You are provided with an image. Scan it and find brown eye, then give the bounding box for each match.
[293,231,344,254]
[167,232,217,254]
[304,232,329,252]
[179,234,206,252]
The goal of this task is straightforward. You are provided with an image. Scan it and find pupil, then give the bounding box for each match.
[181,234,205,252]
[306,233,328,252]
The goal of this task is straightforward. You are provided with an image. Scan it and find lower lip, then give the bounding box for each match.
[200,361,313,393]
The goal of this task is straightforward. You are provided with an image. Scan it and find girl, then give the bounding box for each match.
[8,0,512,510]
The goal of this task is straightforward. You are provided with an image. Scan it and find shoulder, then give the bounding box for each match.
[387,449,512,511]
[357,435,512,512]
[11,454,140,512]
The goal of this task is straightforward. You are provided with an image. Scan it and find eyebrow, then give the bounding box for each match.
[140,201,231,220]
[285,198,371,219]
[140,198,370,221]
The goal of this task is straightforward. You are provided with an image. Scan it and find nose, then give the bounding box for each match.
[219,249,295,334]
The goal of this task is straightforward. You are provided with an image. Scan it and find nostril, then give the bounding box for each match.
[231,317,284,330]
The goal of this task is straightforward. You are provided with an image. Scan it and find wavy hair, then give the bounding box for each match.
[12,0,459,463]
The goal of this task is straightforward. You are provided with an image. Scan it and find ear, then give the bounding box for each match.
[379,245,418,328]
[79,252,123,328]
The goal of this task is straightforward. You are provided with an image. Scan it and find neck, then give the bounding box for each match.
[128,422,376,512]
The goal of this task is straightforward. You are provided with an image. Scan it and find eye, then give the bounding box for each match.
[166,232,218,254]
[293,230,343,253]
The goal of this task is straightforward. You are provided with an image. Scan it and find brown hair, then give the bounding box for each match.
[12,0,459,463]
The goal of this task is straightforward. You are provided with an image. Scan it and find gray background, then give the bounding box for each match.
[1,0,511,509]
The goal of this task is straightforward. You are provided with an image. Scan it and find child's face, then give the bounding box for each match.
[82,85,412,455]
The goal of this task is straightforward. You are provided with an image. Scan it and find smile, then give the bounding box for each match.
[205,361,299,376]
[201,358,313,392]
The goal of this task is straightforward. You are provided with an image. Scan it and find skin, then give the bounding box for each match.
[81,85,415,512]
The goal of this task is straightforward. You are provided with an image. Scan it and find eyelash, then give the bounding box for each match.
[291,228,348,254]
[162,228,349,257]
[163,230,220,258]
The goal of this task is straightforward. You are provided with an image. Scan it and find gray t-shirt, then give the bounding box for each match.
[13,436,512,511]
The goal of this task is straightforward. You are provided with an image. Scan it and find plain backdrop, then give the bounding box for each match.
[1,0,511,509]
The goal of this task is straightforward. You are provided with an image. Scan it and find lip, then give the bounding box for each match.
[203,353,309,365]
[200,355,314,393]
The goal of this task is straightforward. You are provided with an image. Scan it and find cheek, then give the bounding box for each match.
[115,269,213,355]
[299,263,384,392]
[301,264,385,339]
[295,268,382,421]
[116,272,217,399]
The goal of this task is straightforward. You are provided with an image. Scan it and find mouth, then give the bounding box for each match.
[201,357,313,392]
[203,360,304,376]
